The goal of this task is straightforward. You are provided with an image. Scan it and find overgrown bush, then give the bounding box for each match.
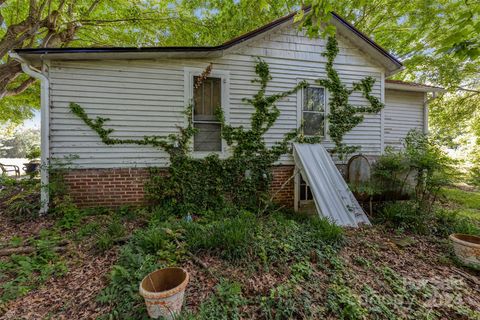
[371,146,410,197]
[376,201,480,236]
[404,130,456,206]
[372,130,456,208]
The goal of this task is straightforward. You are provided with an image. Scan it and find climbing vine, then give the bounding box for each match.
[69,102,195,156]
[219,58,308,162]
[70,61,308,213]
[70,36,384,212]
[318,36,384,159]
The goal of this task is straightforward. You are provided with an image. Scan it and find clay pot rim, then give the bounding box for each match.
[449,233,480,249]
[139,267,189,299]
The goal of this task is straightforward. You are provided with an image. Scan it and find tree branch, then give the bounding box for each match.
[85,0,102,16]
[5,77,37,97]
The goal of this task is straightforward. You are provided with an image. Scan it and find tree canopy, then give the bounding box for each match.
[0,0,479,159]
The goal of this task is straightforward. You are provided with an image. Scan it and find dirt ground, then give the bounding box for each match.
[1,211,479,319]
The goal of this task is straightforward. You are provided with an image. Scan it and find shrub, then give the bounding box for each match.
[25,145,41,160]
[372,130,457,211]
[404,130,457,205]
[376,201,480,237]
[376,201,431,234]
[372,146,410,196]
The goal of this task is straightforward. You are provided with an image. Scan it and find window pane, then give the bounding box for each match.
[303,112,324,136]
[194,77,221,121]
[303,87,324,112]
[300,178,307,200]
[299,174,314,201]
[194,123,222,152]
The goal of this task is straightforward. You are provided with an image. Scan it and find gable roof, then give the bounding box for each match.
[13,8,403,75]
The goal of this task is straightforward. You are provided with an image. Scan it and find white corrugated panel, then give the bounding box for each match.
[293,143,370,227]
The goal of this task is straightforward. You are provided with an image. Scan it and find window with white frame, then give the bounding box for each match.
[302,86,326,136]
[193,76,222,152]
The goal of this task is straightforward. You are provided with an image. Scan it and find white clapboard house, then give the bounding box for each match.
[12,9,443,225]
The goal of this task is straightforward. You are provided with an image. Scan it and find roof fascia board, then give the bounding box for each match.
[13,9,403,76]
[385,82,445,92]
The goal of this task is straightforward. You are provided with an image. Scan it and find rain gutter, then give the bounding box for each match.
[9,52,50,214]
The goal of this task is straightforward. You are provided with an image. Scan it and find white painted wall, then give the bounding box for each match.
[384,89,425,149]
[47,25,388,169]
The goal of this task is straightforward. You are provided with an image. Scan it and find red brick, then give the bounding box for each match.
[64,165,296,209]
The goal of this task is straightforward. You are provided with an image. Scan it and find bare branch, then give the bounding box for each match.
[5,77,37,97]
[458,87,480,94]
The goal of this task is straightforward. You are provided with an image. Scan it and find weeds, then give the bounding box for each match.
[182,280,246,320]
[0,177,40,222]
[376,201,480,236]
[0,231,67,305]
[184,211,257,261]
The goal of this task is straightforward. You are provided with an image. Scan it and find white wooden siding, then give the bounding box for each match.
[384,89,425,149]
[48,26,384,168]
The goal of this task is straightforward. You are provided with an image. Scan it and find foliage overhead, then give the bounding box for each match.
[0,127,40,158]
[301,0,479,166]
[0,0,298,125]
[2,0,479,173]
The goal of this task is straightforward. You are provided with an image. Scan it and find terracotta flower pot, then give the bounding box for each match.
[139,267,189,319]
[449,233,480,268]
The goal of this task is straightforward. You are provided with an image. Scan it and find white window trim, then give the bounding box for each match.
[296,78,329,141]
[295,79,328,212]
[184,67,230,158]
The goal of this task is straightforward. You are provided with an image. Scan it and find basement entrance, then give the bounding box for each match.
[293,143,370,227]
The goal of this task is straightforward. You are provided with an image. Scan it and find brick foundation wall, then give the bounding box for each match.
[63,168,150,208]
[64,165,296,208]
[270,165,295,208]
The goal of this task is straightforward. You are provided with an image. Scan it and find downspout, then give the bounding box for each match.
[9,52,50,214]
[423,92,437,134]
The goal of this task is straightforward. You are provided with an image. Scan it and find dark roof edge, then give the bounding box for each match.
[331,12,402,68]
[13,8,403,70]
[14,9,299,55]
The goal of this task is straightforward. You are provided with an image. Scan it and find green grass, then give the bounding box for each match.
[441,187,480,210]
[441,187,480,222]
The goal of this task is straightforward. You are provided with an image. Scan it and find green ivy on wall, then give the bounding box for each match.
[70,60,308,213]
[69,35,384,212]
[318,36,384,159]
[69,102,196,156]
